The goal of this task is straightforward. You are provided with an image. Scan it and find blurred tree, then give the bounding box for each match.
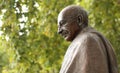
[0,0,73,73]
[0,0,119,73]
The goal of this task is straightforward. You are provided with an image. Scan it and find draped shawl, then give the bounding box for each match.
[59,27,118,73]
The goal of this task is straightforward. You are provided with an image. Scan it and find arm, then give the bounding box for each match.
[79,34,109,73]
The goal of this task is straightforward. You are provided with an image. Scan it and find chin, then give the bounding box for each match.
[65,36,73,41]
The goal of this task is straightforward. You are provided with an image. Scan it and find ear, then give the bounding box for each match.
[77,15,81,23]
[77,15,83,26]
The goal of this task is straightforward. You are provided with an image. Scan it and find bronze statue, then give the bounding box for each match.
[57,5,118,73]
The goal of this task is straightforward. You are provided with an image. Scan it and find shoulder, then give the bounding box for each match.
[76,32,100,42]
[72,32,103,48]
[72,26,105,46]
[75,26,102,41]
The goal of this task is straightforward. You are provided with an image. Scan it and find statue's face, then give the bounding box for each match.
[57,13,80,41]
[57,5,88,41]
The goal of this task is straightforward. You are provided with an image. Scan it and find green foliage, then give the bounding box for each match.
[0,0,120,73]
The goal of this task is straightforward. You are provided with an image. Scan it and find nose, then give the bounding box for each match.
[58,28,63,34]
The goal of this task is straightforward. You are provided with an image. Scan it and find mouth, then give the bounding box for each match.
[61,30,69,38]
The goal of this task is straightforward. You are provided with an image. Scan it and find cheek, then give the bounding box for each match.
[69,25,77,33]
[69,24,79,36]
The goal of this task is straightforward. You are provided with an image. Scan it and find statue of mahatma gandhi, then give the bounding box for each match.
[57,5,118,73]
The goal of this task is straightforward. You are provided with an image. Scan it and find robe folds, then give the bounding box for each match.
[59,27,118,73]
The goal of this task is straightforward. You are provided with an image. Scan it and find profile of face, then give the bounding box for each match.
[57,5,88,41]
[57,12,80,41]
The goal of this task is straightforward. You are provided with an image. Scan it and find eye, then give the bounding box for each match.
[59,20,66,26]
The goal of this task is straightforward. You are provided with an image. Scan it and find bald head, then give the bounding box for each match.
[58,5,88,26]
[57,5,88,41]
